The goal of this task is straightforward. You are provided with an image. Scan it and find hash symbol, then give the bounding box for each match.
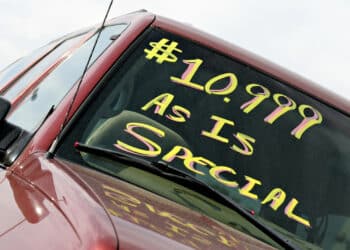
[144,38,182,64]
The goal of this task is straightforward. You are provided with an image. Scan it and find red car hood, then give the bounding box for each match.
[7,153,276,249]
[1,153,117,250]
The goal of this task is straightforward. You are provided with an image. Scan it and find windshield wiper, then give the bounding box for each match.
[74,142,298,250]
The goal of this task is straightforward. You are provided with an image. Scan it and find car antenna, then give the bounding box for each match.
[47,0,114,159]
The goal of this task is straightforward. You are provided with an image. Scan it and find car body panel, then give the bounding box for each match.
[3,154,117,250]
[10,153,276,249]
[0,169,88,250]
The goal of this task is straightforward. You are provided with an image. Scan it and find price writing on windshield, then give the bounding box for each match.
[144,38,182,64]
[144,39,323,140]
[141,94,255,156]
[169,58,323,140]
[112,37,324,228]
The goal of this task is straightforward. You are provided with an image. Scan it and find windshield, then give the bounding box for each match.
[57,27,350,249]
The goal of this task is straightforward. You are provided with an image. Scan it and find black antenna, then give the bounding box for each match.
[47,0,114,159]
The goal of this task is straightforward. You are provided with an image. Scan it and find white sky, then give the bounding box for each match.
[0,0,349,100]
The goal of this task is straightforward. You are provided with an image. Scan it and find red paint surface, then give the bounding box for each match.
[1,154,117,250]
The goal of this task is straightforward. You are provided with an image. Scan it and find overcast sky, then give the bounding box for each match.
[0,0,349,100]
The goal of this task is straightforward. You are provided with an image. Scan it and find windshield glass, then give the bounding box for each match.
[57,27,350,249]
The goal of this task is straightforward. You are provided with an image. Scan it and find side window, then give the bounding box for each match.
[7,24,128,132]
[0,43,55,89]
[3,35,85,100]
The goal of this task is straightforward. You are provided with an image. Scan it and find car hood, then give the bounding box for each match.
[0,169,85,249]
[70,163,278,250]
[6,153,117,250]
[11,153,277,249]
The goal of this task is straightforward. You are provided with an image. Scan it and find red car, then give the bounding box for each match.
[0,10,349,249]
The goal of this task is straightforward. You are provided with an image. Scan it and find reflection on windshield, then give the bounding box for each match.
[58,28,350,249]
